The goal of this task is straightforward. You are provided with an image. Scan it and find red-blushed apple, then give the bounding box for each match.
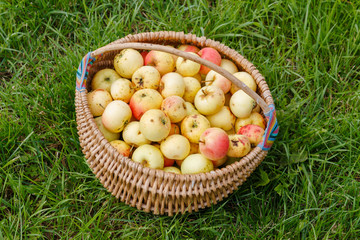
[181,154,214,174]
[184,102,200,116]
[229,90,256,118]
[129,89,163,120]
[206,106,236,131]
[227,134,251,158]
[160,134,191,160]
[131,144,164,169]
[139,109,171,142]
[159,72,185,98]
[163,166,182,174]
[220,59,238,74]
[212,156,228,168]
[93,116,120,142]
[91,68,121,92]
[109,140,131,157]
[140,51,148,62]
[110,78,135,103]
[237,124,265,146]
[183,77,201,103]
[102,100,132,133]
[177,44,200,53]
[169,123,181,136]
[151,143,175,167]
[199,128,229,160]
[198,47,222,75]
[180,114,211,143]
[205,70,232,94]
[230,72,257,94]
[122,121,151,147]
[114,49,143,78]
[194,85,225,115]
[131,66,161,90]
[87,89,113,117]
[235,112,266,132]
[176,52,201,77]
[161,96,187,123]
[145,50,175,76]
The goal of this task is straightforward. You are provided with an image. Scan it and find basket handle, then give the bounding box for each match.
[91,43,271,114]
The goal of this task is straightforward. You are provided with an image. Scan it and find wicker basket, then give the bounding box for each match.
[75,31,278,216]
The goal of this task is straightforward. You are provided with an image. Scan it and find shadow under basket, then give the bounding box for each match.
[75,31,278,216]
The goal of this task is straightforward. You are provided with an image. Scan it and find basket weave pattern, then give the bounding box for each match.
[75,31,274,215]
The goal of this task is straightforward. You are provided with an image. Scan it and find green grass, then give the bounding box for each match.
[1,0,359,239]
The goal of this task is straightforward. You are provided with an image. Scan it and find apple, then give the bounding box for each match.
[199,128,229,160]
[129,89,163,120]
[122,121,151,147]
[194,86,225,115]
[206,106,236,131]
[140,51,148,62]
[144,50,175,76]
[169,123,181,136]
[110,78,135,103]
[180,114,211,143]
[235,112,266,132]
[176,52,201,77]
[91,68,121,92]
[183,77,201,103]
[87,89,113,117]
[227,134,251,158]
[159,72,185,98]
[132,144,164,169]
[230,72,257,94]
[220,59,238,74]
[114,49,144,78]
[237,124,265,146]
[109,140,131,157]
[102,100,132,133]
[205,70,232,94]
[212,156,228,168]
[229,90,256,118]
[181,154,214,174]
[163,166,182,174]
[93,116,120,142]
[160,134,191,160]
[161,96,187,123]
[151,143,175,167]
[184,102,200,116]
[191,73,202,82]
[139,109,171,142]
[177,44,200,53]
[131,66,161,90]
[198,47,222,75]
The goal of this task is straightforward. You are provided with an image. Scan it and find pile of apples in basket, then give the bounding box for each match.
[88,45,266,175]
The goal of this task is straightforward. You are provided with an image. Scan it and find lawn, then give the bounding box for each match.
[1,0,359,239]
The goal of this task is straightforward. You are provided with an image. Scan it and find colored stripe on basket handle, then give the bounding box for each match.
[76,52,97,91]
[257,104,279,151]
